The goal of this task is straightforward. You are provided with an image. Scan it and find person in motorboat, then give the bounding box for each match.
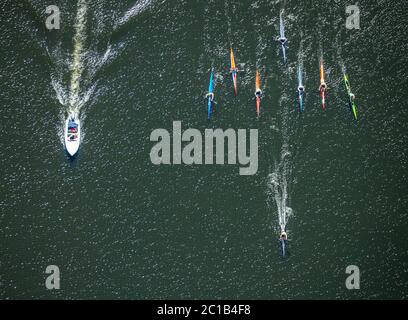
[68,133,78,141]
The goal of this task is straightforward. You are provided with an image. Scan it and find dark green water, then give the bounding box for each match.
[1,0,407,299]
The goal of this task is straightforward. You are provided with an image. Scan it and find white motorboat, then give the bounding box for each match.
[65,115,80,156]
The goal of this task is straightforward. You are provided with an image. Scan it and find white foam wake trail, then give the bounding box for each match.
[268,83,293,233]
[115,0,153,30]
[297,35,305,85]
[268,142,292,232]
[50,0,118,146]
[69,0,88,116]
[51,76,69,107]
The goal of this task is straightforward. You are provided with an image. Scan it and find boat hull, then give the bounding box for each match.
[65,117,81,156]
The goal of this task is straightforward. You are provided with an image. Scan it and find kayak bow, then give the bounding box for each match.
[344,73,358,120]
[255,70,261,117]
[319,60,327,110]
[230,47,238,96]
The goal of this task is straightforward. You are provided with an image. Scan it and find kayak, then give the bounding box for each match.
[65,114,80,156]
[279,11,287,64]
[230,47,238,96]
[255,70,261,117]
[207,69,214,120]
[344,73,358,120]
[319,60,327,110]
[297,65,305,112]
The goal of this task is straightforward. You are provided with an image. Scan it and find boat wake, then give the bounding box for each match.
[50,0,154,148]
[267,86,293,255]
[50,0,91,146]
[114,0,154,31]
[68,0,88,116]
[267,146,293,234]
[224,0,234,44]
[267,88,293,236]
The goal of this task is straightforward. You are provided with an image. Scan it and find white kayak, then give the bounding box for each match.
[65,115,80,156]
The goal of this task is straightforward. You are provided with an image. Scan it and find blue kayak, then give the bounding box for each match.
[297,65,305,112]
[207,69,214,119]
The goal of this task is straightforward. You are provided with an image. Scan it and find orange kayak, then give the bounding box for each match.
[319,60,327,110]
[255,70,261,117]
